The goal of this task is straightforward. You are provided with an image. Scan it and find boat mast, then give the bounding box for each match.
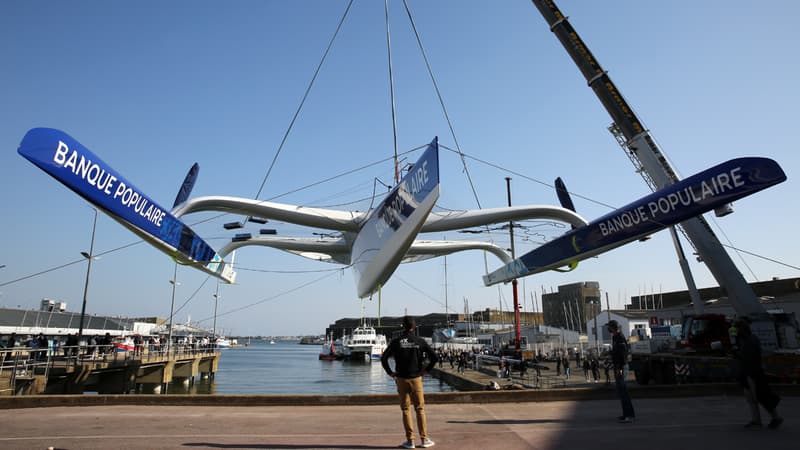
[384,0,400,184]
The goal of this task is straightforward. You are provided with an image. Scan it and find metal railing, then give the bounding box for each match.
[1,343,220,395]
[1,347,51,395]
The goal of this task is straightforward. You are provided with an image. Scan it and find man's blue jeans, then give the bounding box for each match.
[615,369,635,418]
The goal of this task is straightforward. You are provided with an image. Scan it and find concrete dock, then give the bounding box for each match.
[2,361,797,449]
[1,391,797,449]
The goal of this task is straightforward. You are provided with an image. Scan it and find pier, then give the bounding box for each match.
[0,345,219,396]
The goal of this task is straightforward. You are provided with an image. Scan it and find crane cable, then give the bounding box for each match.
[401,0,483,210]
[250,0,354,205]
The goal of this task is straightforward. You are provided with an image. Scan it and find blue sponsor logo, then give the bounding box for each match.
[368,139,439,240]
[485,157,786,285]
[18,128,219,266]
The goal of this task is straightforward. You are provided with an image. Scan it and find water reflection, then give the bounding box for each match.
[154,377,216,395]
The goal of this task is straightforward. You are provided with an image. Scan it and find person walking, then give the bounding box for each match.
[555,353,561,376]
[582,357,591,382]
[457,352,466,374]
[590,357,600,383]
[603,357,612,386]
[381,316,438,449]
[734,318,783,429]
[608,320,635,423]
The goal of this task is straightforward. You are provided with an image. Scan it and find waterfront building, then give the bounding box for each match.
[584,309,652,349]
[0,303,209,342]
[541,281,601,333]
[628,276,800,310]
[0,306,144,337]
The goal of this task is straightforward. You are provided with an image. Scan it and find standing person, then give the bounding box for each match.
[381,316,437,449]
[734,319,783,429]
[562,355,570,380]
[2,333,17,365]
[65,333,79,357]
[582,358,591,382]
[555,353,562,376]
[603,357,612,386]
[590,357,601,383]
[608,320,635,422]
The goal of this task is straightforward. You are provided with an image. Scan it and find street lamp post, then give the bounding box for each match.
[78,208,98,338]
[505,177,521,350]
[212,281,220,340]
[167,263,179,354]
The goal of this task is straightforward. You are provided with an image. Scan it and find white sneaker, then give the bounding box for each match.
[401,440,415,449]
[420,438,435,448]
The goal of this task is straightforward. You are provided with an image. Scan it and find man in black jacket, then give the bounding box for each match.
[381,316,438,449]
[608,320,635,423]
[735,318,783,429]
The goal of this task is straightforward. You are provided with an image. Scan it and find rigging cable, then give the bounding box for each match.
[0,240,143,288]
[195,270,341,324]
[711,216,759,281]
[401,0,501,285]
[250,0,354,205]
[401,0,482,210]
[439,143,618,211]
[717,244,800,273]
[395,274,457,313]
[171,274,212,320]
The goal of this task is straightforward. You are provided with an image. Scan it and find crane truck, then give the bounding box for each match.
[529,0,800,384]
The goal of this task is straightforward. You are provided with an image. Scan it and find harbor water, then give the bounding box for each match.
[167,339,458,395]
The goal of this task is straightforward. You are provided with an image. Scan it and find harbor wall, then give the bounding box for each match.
[2,383,800,409]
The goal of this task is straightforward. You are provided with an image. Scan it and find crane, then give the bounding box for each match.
[529,0,785,349]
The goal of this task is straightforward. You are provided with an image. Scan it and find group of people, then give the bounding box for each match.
[1,332,231,360]
[377,316,784,449]
[435,348,472,373]
[1,333,49,361]
[552,349,612,385]
[606,318,783,429]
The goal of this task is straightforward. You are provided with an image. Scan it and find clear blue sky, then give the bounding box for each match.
[1,1,798,336]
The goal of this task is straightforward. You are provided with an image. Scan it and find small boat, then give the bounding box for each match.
[215,337,231,348]
[114,336,135,352]
[269,339,276,345]
[318,338,338,360]
[334,337,350,359]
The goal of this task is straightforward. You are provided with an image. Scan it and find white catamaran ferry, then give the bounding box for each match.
[344,326,387,361]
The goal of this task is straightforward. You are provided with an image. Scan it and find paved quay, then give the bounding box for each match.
[2,361,797,449]
[1,391,797,450]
